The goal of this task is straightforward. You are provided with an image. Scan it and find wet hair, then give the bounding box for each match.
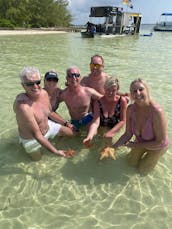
[104,76,119,90]
[66,66,80,75]
[19,66,40,83]
[130,78,151,102]
[91,54,104,65]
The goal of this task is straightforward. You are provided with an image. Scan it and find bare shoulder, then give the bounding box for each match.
[103,73,109,79]
[127,104,133,114]
[85,86,97,93]
[151,102,165,118]
[120,95,127,103]
[15,93,29,103]
[41,88,48,96]
[85,86,102,98]
[57,87,63,95]
[13,93,29,111]
[120,96,128,108]
[59,87,68,100]
[80,75,90,85]
[13,93,32,114]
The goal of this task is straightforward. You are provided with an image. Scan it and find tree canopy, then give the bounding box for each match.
[0,0,72,28]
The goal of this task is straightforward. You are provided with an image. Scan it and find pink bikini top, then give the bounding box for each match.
[131,105,154,142]
[130,104,170,150]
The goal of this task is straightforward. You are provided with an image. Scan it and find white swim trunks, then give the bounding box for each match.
[19,120,61,154]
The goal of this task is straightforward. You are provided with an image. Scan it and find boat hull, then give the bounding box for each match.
[154,25,172,32]
[81,31,94,38]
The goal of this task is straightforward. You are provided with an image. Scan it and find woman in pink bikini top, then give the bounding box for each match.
[113,78,169,151]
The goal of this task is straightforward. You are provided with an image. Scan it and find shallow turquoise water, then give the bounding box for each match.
[0,25,172,229]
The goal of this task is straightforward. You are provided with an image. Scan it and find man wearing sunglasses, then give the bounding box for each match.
[81,54,130,103]
[81,54,109,95]
[13,66,74,161]
[60,66,102,131]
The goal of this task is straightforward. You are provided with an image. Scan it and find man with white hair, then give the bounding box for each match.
[13,66,74,161]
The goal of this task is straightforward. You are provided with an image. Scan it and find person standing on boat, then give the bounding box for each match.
[83,77,127,147]
[112,78,170,175]
[43,70,73,129]
[60,66,102,131]
[13,66,74,161]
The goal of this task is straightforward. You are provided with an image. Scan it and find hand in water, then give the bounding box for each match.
[57,150,66,157]
[83,138,93,148]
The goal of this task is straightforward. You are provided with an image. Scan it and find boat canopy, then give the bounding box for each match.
[90,6,119,17]
[161,13,172,16]
[82,5,142,37]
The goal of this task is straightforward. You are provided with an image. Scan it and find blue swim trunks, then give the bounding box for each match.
[71,113,93,130]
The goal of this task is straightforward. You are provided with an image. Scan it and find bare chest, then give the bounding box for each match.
[32,101,50,123]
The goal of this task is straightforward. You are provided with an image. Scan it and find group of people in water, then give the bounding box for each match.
[13,54,170,175]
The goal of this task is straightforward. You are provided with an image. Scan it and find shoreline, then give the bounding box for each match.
[0,29,68,36]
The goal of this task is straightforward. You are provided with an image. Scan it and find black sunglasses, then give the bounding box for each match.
[46,77,58,82]
[23,80,41,87]
[67,73,80,78]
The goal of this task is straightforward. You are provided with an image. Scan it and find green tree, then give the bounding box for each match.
[0,0,72,28]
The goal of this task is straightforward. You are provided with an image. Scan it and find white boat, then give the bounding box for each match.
[154,13,172,32]
[81,6,142,38]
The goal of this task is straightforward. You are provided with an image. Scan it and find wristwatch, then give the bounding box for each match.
[64,121,70,126]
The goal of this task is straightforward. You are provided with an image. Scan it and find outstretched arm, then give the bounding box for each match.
[16,103,66,156]
[83,101,100,146]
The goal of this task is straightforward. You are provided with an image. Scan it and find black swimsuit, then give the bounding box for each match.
[98,97,121,128]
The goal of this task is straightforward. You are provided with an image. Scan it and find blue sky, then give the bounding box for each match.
[67,0,172,25]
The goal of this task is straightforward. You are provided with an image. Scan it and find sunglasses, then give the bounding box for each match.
[67,73,80,78]
[23,80,41,87]
[90,63,102,70]
[46,77,58,82]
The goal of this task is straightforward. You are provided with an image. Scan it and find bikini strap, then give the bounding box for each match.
[114,96,121,114]
[97,100,104,116]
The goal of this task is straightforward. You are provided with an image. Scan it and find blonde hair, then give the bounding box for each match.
[130,78,151,103]
[104,76,119,90]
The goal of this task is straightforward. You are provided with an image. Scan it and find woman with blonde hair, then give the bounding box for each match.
[112,78,170,175]
[83,76,127,146]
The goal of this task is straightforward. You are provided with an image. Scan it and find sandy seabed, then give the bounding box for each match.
[0,29,67,36]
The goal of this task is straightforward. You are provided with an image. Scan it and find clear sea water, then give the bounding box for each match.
[0,25,172,229]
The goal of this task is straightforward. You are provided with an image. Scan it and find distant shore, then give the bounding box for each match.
[0,29,69,36]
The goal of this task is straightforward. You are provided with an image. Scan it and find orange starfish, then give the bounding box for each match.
[64,149,75,157]
[99,147,116,160]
